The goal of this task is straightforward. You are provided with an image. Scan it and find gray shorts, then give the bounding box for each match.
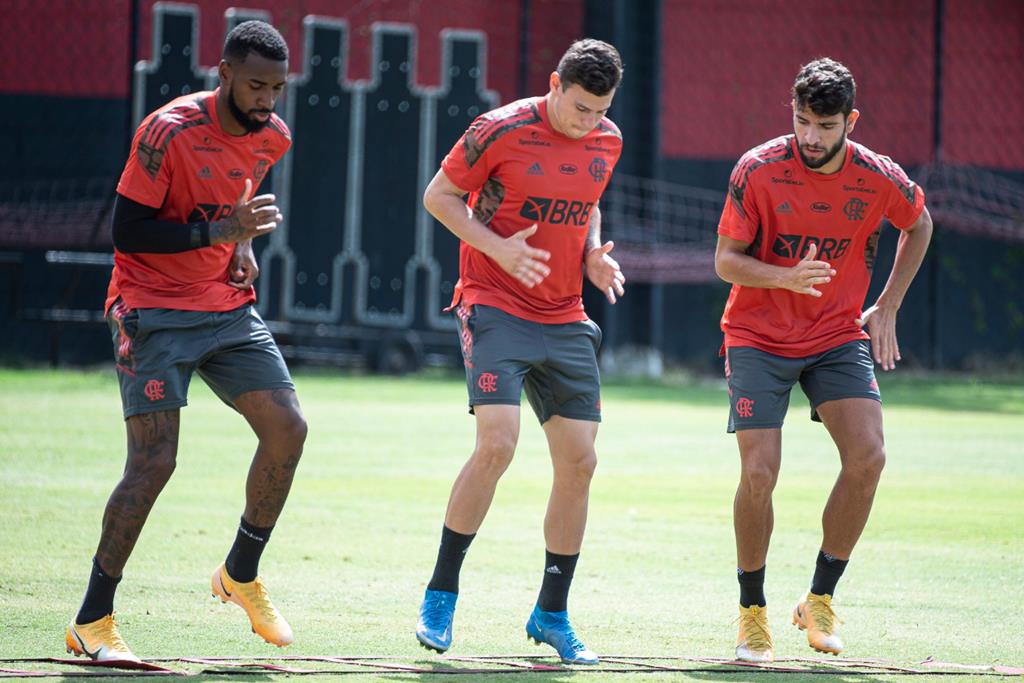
[107,299,294,419]
[724,340,880,432]
[454,303,602,424]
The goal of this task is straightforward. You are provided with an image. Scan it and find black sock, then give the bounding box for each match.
[76,557,121,625]
[738,565,766,608]
[224,517,274,583]
[426,526,475,594]
[537,550,579,613]
[810,550,848,597]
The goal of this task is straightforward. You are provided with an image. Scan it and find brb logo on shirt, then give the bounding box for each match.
[519,197,594,226]
[772,234,851,260]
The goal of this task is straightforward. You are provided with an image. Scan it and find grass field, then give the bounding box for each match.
[1,368,1022,681]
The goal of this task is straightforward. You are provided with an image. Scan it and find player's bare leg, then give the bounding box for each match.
[68,410,180,662]
[792,397,884,655]
[211,388,307,647]
[542,416,598,554]
[734,428,782,571]
[443,404,521,533]
[732,427,782,662]
[417,405,520,652]
[816,398,885,558]
[234,388,307,528]
[525,416,599,664]
[94,410,181,575]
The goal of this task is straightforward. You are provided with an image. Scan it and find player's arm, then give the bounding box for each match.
[111,194,212,253]
[857,205,933,371]
[582,204,625,304]
[111,180,282,253]
[423,168,551,288]
[715,234,836,297]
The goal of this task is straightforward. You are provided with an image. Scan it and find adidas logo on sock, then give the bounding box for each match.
[545,565,562,574]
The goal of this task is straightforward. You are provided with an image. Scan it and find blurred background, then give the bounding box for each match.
[1,0,1022,374]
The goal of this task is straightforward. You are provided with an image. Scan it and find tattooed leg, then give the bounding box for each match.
[233,389,307,527]
[94,410,180,576]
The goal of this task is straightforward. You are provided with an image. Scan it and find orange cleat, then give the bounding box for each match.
[734,604,774,663]
[211,564,293,647]
[793,592,844,655]
[65,614,140,663]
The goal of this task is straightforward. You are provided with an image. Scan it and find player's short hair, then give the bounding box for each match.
[223,20,288,63]
[557,39,623,96]
[792,58,856,117]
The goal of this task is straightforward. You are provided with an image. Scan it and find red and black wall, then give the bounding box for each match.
[1,0,1021,368]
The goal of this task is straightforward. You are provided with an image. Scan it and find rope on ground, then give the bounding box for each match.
[1,654,1022,678]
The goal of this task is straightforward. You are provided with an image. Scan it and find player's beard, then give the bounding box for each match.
[798,130,846,170]
[228,83,272,134]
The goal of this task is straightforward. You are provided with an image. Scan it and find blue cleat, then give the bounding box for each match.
[415,589,457,653]
[525,605,599,665]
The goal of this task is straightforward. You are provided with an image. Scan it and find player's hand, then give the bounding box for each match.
[495,224,551,288]
[781,242,836,297]
[228,240,258,290]
[857,303,901,371]
[210,178,283,244]
[585,240,626,304]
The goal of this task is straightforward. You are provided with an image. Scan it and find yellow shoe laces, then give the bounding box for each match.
[240,578,279,622]
[94,614,131,653]
[736,607,773,652]
[807,594,842,634]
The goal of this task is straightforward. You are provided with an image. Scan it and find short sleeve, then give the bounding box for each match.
[115,119,172,210]
[883,163,925,230]
[717,158,761,243]
[270,114,292,162]
[441,115,499,193]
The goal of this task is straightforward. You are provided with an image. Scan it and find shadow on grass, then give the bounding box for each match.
[687,672,896,682]
[398,667,916,682]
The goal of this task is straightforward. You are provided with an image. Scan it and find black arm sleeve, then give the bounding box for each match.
[111,193,211,253]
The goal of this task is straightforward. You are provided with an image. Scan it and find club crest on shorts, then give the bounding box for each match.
[735,396,755,418]
[477,372,498,393]
[143,379,166,402]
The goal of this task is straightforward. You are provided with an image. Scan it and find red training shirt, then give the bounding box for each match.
[718,135,925,357]
[442,96,622,324]
[106,89,291,313]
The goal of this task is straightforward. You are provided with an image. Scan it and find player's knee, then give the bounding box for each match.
[739,461,778,496]
[868,444,886,477]
[580,451,598,480]
[126,452,177,490]
[261,407,307,451]
[847,443,886,482]
[282,409,308,448]
[560,450,597,484]
[472,436,517,474]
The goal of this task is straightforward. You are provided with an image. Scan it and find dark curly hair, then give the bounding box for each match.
[792,58,855,117]
[223,20,288,63]
[557,39,623,96]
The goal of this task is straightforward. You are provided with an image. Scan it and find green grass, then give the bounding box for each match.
[0,368,1022,681]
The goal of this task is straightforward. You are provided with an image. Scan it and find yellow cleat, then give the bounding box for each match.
[734,604,774,663]
[211,564,293,647]
[793,592,844,655]
[65,614,140,663]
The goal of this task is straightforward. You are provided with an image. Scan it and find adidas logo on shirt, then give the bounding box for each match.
[776,201,792,214]
[197,166,213,180]
[527,162,544,176]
